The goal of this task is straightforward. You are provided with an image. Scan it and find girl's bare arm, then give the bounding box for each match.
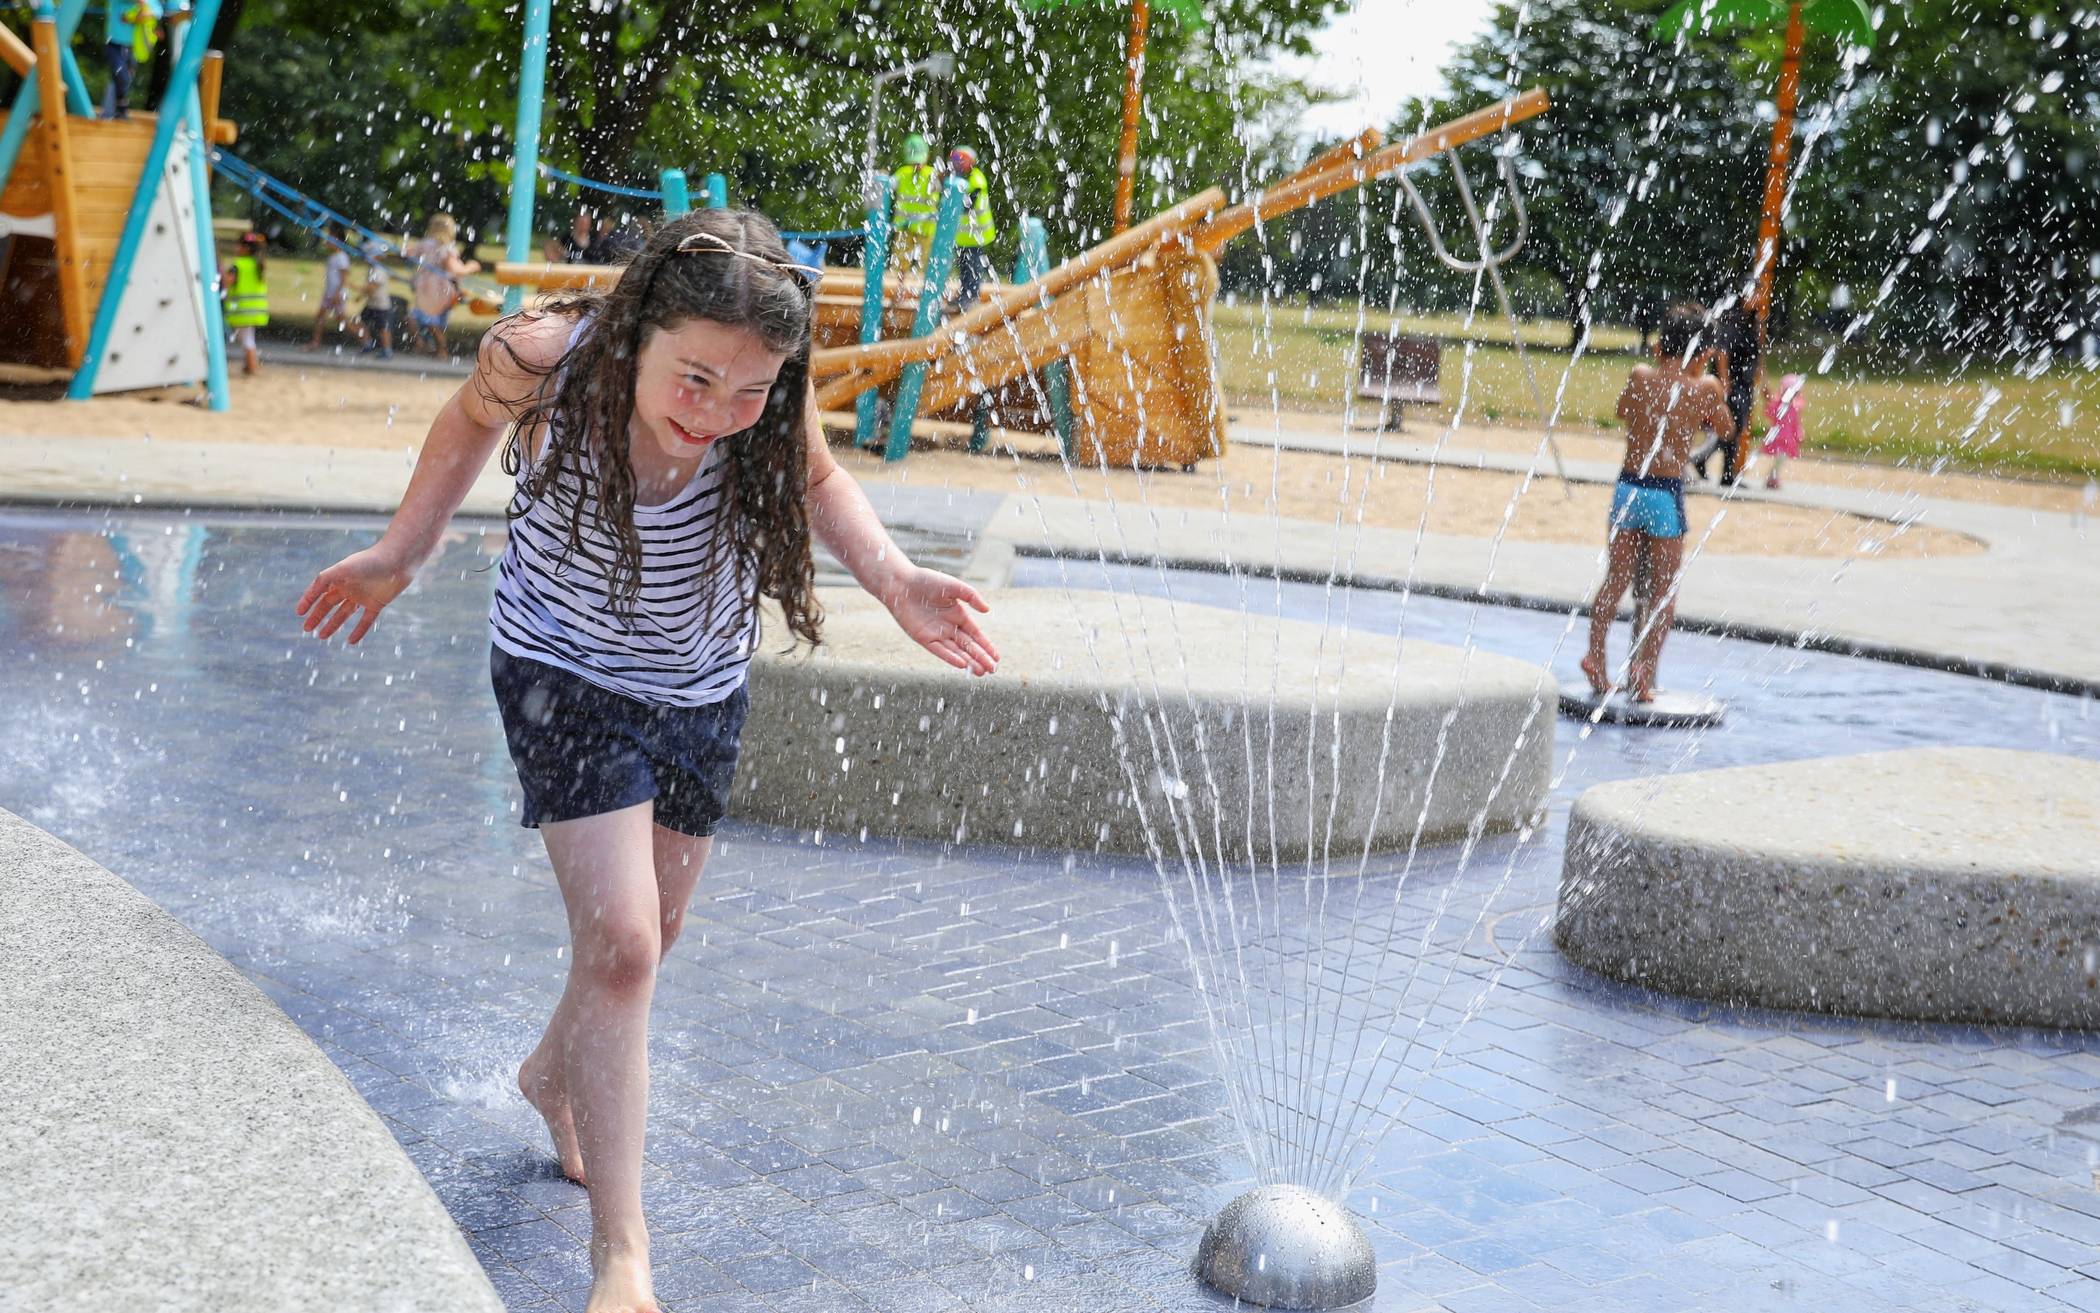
[370,324,547,568]
[295,315,564,642]
[800,386,912,602]
[798,387,997,674]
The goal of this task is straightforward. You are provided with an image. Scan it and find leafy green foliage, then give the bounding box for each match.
[1227,1,2097,359]
[211,0,1339,257]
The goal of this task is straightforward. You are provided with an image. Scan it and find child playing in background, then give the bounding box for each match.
[220,231,269,377]
[407,213,482,359]
[355,249,394,360]
[306,224,354,352]
[99,0,159,120]
[295,210,997,1313]
[1583,303,1734,703]
[1760,373,1806,489]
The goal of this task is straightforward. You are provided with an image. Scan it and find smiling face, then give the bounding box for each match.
[631,317,788,462]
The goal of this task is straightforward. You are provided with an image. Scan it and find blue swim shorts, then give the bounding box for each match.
[490,647,748,836]
[1609,475,1687,540]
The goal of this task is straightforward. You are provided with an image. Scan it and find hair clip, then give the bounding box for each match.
[674,230,824,287]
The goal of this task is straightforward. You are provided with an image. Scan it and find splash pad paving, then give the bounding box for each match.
[6,506,2100,1313]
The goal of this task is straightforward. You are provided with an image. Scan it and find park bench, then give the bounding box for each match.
[1357,331,1442,430]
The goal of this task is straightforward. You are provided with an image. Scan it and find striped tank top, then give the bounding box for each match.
[488,347,758,706]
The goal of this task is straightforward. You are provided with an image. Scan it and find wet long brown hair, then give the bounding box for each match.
[486,210,821,647]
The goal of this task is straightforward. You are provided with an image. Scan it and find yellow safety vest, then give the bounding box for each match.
[956,168,997,249]
[224,256,269,328]
[891,164,939,236]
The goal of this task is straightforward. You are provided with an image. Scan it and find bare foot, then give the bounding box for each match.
[1628,679,1659,704]
[1579,652,1611,697]
[517,1052,588,1185]
[585,1246,658,1313]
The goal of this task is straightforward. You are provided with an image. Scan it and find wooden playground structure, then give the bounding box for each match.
[1,0,236,402]
[498,88,1550,470]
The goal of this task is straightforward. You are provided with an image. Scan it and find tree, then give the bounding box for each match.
[1791,1,2099,358]
[211,0,1339,258]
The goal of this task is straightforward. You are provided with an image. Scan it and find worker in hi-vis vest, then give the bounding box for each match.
[889,134,939,277]
[221,231,271,377]
[947,146,998,310]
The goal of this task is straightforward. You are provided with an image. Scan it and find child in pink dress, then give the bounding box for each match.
[1761,373,1806,488]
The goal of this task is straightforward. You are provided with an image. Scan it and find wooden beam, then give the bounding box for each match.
[810,186,1225,387]
[199,51,224,135]
[1192,88,1550,253]
[0,22,33,78]
[32,15,88,367]
[1289,128,1384,187]
[493,261,621,290]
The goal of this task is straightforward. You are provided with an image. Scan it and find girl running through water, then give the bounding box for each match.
[294,210,998,1313]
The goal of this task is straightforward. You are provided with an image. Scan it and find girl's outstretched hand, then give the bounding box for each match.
[296,546,414,645]
[883,567,999,676]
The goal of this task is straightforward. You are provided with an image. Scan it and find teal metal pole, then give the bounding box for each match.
[58,30,93,115]
[969,215,1055,454]
[177,22,227,410]
[0,0,88,194]
[883,177,967,462]
[1022,217,1074,459]
[660,168,690,217]
[702,172,728,209]
[65,0,223,400]
[501,0,551,315]
[852,175,895,449]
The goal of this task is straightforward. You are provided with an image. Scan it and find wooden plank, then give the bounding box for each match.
[0,126,51,215]
[911,292,1096,416]
[200,50,223,128]
[1193,89,1550,253]
[1067,250,1225,468]
[32,17,88,367]
[1290,128,1384,187]
[494,261,620,290]
[0,21,32,78]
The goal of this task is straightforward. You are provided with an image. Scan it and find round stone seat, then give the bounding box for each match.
[0,809,501,1311]
[1554,748,2100,1029]
[738,586,1557,861]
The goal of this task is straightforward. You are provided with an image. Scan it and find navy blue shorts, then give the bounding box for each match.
[490,647,748,837]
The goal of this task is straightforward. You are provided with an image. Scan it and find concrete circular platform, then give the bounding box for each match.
[0,808,502,1313]
[739,586,1557,861]
[1554,747,2100,1028]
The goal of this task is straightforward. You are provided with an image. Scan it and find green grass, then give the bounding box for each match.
[1211,303,2100,482]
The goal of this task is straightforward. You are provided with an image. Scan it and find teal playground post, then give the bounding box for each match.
[178,21,228,410]
[703,173,728,209]
[1021,217,1074,459]
[854,175,895,449]
[968,214,1061,454]
[66,0,224,400]
[884,177,968,462]
[502,0,552,314]
[660,169,691,217]
[0,0,87,194]
[55,15,92,115]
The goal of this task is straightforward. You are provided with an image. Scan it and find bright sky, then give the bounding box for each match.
[1269,0,1505,137]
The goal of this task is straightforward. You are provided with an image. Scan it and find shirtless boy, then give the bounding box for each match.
[1582,303,1734,702]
